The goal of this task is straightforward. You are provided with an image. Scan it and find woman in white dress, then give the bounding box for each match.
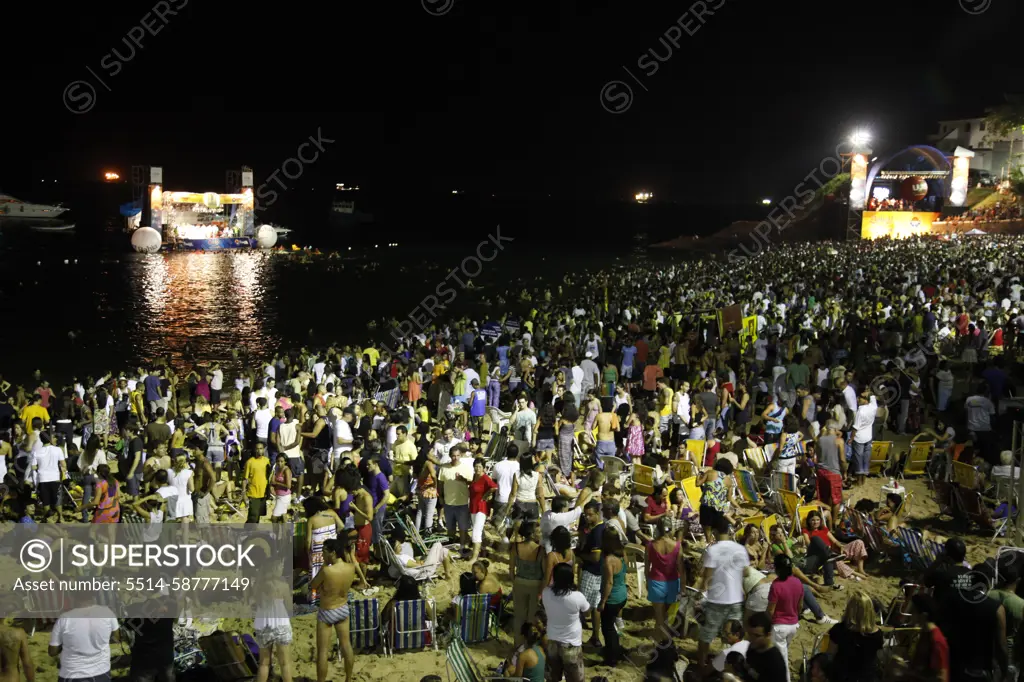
[168,452,195,521]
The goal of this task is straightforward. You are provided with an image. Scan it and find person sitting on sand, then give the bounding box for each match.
[309,537,355,682]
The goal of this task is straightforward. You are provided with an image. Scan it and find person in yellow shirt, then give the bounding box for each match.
[391,425,418,499]
[243,442,271,523]
[362,347,380,367]
[433,357,450,380]
[20,394,49,433]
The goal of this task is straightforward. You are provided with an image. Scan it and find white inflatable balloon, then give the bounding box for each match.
[256,224,278,249]
[131,227,162,253]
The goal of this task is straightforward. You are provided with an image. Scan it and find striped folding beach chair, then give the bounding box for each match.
[744,447,768,474]
[348,597,382,651]
[26,588,64,636]
[771,471,799,494]
[457,594,498,644]
[892,527,929,572]
[735,469,761,506]
[386,598,436,656]
[445,634,528,682]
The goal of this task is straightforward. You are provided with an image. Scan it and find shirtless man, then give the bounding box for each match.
[143,442,171,487]
[189,440,217,524]
[594,401,620,461]
[309,538,355,682]
[0,623,33,682]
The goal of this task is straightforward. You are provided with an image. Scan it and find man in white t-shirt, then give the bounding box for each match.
[209,363,224,405]
[540,496,583,552]
[48,598,119,681]
[279,410,303,497]
[252,398,273,445]
[31,431,67,518]
[697,519,750,672]
[433,427,462,464]
[712,619,750,672]
[490,447,521,531]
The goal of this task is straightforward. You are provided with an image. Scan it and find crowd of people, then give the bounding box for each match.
[1,234,1023,682]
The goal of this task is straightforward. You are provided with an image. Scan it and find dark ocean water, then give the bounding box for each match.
[0,183,759,383]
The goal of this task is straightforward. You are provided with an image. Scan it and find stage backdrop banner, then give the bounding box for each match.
[717,305,743,337]
[861,211,941,240]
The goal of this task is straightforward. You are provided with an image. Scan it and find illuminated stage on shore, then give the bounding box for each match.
[861,211,941,239]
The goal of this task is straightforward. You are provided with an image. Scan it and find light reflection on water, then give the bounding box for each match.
[135,252,281,369]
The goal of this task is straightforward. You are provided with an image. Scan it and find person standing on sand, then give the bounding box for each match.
[0,622,35,682]
[310,538,356,682]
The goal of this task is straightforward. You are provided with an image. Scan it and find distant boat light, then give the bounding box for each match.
[104,172,120,181]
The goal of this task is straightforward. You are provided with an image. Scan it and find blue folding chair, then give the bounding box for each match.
[457,594,498,644]
[348,597,381,651]
[386,598,436,656]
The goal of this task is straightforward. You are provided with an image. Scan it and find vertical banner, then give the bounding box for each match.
[849,154,868,210]
[950,155,970,206]
[739,315,758,353]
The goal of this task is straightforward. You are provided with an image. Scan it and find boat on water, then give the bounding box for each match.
[0,193,69,219]
[330,183,374,227]
[30,223,76,232]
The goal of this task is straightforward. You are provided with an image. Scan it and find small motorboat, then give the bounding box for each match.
[31,223,76,232]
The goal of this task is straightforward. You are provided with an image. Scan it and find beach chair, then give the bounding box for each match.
[901,441,933,478]
[347,597,382,651]
[385,598,437,656]
[881,627,920,666]
[457,593,500,643]
[633,464,656,496]
[951,460,980,489]
[196,631,259,681]
[990,474,1018,541]
[868,441,894,475]
[670,459,696,482]
[801,632,831,682]
[119,507,147,545]
[957,488,995,531]
[25,587,64,637]
[675,586,706,641]
[996,546,1024,585]
[626,543,648,600]
[445,634,527,682]
[734,469,761,507]
[685,439,707,464]
[382,539,441,585]
[599,455,629,488]
[771,471,799,494]
[486,406,511,437]
[891,527,930,572]
[681,476,702,510]
[883,583,923,627]
[743,447,768,474]
[778,489,814,531]
[402,513,450,553]
[760,514,781,543]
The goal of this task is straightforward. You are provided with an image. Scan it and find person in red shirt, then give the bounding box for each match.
[910,594,949,682]
[635,336,649,365]
[468,457,498,564]
[643,364,664,393]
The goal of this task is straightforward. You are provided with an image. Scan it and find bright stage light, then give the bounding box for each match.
[850,130,871,147]
[761,198,772,205]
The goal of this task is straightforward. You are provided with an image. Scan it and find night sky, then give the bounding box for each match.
[9,0,1023,206]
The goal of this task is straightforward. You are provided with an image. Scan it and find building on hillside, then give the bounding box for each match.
[929,114,1024,177]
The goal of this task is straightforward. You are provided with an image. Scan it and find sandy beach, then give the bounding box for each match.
[12,427,1006,681]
